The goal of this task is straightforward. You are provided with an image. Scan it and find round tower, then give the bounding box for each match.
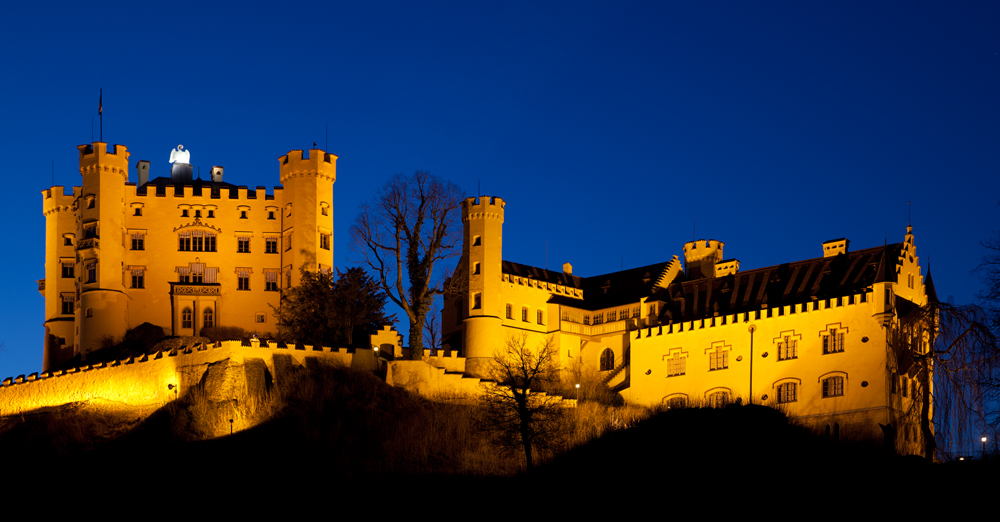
[462,195,505,378]
[41,185,79,371]
[76,142,130,359]
[278,148,337,287]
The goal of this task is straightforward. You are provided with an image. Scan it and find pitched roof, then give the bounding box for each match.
[503,260,676,311]
[657,243,903,323]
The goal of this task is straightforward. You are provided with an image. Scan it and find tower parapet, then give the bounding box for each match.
[683,239,724,279]
[279,149,337,183]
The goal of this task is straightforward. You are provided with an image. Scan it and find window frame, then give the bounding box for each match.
[777,382,798,404]
[822,376,845,398]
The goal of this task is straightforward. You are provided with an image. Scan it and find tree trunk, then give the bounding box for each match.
[920,362,936,461]
[409,311,425,360]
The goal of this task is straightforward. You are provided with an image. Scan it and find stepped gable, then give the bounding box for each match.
[659,243,904,323]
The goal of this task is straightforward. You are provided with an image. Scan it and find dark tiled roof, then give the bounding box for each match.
[504,260,675,311]
[660,243,903,323]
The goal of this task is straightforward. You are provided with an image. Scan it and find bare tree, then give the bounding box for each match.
[350,171,464,360]
[480,333,566,472]
[423,302,441,355]
[891,298,999,461]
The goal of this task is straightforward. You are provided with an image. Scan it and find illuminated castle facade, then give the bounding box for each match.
[40,142,336,372]
[444,196,936,453]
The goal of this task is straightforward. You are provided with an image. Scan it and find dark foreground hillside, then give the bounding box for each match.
[0,363,993,507]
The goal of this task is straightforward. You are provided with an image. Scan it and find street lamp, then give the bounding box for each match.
[982,436,988,460]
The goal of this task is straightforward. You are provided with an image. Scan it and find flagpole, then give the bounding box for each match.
[99,88,103,143]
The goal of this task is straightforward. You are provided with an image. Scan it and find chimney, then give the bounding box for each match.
[563,262,573,275]
[822,238,850,258]
[210,166,224,183]
[136,160,150,187]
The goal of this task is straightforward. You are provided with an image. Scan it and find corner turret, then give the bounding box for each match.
[461,195,505,378]
[277,149,337,286]
[683,239,724,279]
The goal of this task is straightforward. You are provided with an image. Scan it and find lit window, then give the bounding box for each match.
[777,382,797,404]
[320,233,331,250]
[182,307,192,329]
[600,348,614,371]
[823,376,844,398]
[506,304,512,319]
[266,237,278,254]
[777,335,797,360]
[131,232,144,251]
[203,308,214,328]
[537,310,543,325]
[666,352,686,377]
[62,261,74,278]
[823,328,845,354]
[238,237,251,253]
[709,349,729,371]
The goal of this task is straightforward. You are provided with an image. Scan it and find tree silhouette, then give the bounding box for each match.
[480,333,566,472]
[350,171,464,360]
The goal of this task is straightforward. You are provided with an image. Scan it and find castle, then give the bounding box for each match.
[443,195,936,454]
[34,141,936,455]
[39,142,335,372]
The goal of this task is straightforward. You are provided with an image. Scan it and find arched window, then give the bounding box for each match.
[182,307,193,329]
[203,307,214,329]
[599,348,614,371]
[709,391,730,408]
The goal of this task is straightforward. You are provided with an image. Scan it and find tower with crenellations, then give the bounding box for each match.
[40,141,337,372]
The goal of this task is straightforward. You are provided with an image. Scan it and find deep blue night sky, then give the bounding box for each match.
[1,1,998,378]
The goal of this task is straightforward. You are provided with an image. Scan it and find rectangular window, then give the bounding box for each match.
[265,270,279,291]
[522,307,528,322]
[285,233,292,251]
[132,274,144,289]
[320,233,331,250]
[84,224,97,239]
[268,211,275,220]
[823,329,845,354]
[594,313,604,325]
[237,268,251,291]
[238,238,251,253]
[256,313,266,323]
[134,208,142,216]
[823,376,844,398]
[62,262,74,278]
[266,237,278,254]
[709,350,728,371]
[506,304,512,319]
[777,336,797,361]
[86,261,97,283]
[777,382,797,403]
[179,233,191,251]
[61,294,74,315]
[131,232,144,251]
[537,310,543,325]
[181,209,189,217]
[473,262,480,275]
[208,210,215,218]
[667,353,686,377]
[473,293,482,309]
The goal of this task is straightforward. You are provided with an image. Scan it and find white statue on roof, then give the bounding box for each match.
[169,144,191,164]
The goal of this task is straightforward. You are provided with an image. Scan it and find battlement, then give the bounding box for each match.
[683,239,725,279]
[78,142,130,180]
[130,183,283,200]
[279,149,337,183]
[41,186,78,214]
[462,195,505,222]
